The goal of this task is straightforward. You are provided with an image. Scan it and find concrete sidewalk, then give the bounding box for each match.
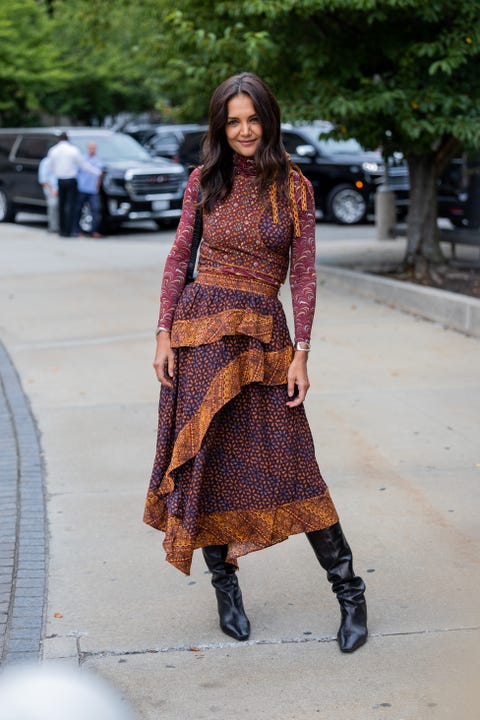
[0,220,479,719]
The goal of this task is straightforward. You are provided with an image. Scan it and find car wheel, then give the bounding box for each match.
[327,184,367,224]
[0,188,16,222]
[78,199,93,234]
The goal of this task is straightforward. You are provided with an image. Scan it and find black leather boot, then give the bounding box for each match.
[306,523,368,653]
[202,545,250,641]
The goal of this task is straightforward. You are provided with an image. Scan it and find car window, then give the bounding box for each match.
[282,133,310,155]
[15,136,52,160]
[0,135,16,157]
[148,132,179,153]
[291,127,364,155]
[317,138,363,154]
[70,133,151,162]
[153,131,178,144]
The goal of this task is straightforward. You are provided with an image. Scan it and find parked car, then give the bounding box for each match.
[283,126,410,223]
[0,128,187,231]
[177,125,409,224]
[119,123,160,146]
[177,127,208,171]
[436,157,480,228]
[123,123,207,164]
[177,125,478,227]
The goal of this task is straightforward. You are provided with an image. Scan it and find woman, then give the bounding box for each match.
[144,72,367,653]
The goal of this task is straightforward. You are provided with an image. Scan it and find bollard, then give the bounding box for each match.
[375,185,396,239]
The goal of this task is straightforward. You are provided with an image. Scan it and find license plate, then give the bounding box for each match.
[152,200,169,211]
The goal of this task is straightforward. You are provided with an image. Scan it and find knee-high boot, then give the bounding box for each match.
[306,523,368,653]
[202,545,250,641]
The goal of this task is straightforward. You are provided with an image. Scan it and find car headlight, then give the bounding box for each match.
[362,161,382,174]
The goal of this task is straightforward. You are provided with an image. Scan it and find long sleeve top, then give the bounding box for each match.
[157,154,317,343]
[47,141,102,180]
[77,153,103,194]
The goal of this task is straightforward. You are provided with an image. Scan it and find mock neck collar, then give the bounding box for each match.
[233,153,257,177]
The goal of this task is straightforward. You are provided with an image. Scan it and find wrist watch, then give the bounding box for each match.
[294,341,311,352]
[155,326,170,337]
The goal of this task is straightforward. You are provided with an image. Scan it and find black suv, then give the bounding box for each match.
[177,124,408,224]
[281,126,409,223]
[177,125,479,227]
[0,128,187,230]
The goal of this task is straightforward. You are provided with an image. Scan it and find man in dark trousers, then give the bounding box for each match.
[47,132,101,237]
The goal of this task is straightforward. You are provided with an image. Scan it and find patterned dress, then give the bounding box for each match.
[144,154,338,575]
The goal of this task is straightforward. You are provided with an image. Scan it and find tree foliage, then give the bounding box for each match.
[0,0,65,125]
[148,0,480,268]
[45,0,157,122]
[152,0,480,153]
[1,0,480,268]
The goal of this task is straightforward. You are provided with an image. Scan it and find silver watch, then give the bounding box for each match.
[294,341,311,352]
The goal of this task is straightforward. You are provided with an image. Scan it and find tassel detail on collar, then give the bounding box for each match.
[268,159,309,237]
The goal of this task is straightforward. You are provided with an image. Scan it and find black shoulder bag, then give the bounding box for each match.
[185,194,203,285]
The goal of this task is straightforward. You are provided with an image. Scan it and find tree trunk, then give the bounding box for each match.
[404,153,444,273]
[404,135,461,275]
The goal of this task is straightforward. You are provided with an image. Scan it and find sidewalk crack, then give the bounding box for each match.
[78,624,480,663]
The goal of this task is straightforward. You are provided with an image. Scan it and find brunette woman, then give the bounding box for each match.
[144,72,367,653]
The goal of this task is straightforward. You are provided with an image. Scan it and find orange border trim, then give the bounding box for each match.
[143,491,339,575]
[171,309,273,348]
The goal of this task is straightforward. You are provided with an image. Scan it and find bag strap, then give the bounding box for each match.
[185,192,203,284]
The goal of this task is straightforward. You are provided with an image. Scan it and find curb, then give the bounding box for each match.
[317,264,480,338]
[0,341,47,665]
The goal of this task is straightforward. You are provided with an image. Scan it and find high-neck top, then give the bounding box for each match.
[157,164,317,343]
[233,153,257,177]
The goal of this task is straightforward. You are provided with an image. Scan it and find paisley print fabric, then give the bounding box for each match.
[145,155,338,574]
[144,276,339,575]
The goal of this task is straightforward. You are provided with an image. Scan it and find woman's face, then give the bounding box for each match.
[225,93,263,158]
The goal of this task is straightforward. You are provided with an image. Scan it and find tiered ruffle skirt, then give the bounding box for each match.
[144,272,338,574]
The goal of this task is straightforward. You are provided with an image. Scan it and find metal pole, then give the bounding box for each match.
[375,185,396,239]
[375,150,397,239]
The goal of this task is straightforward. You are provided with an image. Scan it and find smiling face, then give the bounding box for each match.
[225,93,263,158]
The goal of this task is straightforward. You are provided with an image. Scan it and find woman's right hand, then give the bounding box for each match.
[153,331,175,388]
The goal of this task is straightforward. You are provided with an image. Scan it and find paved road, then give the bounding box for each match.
[0,219,479,719]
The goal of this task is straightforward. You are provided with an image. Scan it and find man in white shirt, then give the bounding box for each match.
[47,132,101,237]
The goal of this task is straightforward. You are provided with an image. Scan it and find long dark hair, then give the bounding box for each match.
[200,72,290,212]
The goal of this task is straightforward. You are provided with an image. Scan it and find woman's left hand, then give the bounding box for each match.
[286,352,310,407]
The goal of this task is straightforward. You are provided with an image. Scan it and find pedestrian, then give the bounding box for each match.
[38,155,59,233]
[144,72,367,653]
[47,132,101,237]
[75,141,104,238]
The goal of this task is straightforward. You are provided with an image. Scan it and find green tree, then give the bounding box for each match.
[47,0,158,123]
[150,0,480,273]
[0,0,65,125]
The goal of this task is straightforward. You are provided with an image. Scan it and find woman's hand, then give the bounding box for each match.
[286,351,310,407]
[153,331,175,388]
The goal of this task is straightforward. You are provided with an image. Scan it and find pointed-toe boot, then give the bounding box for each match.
[202,545,250,641]
[306,523,368,653]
